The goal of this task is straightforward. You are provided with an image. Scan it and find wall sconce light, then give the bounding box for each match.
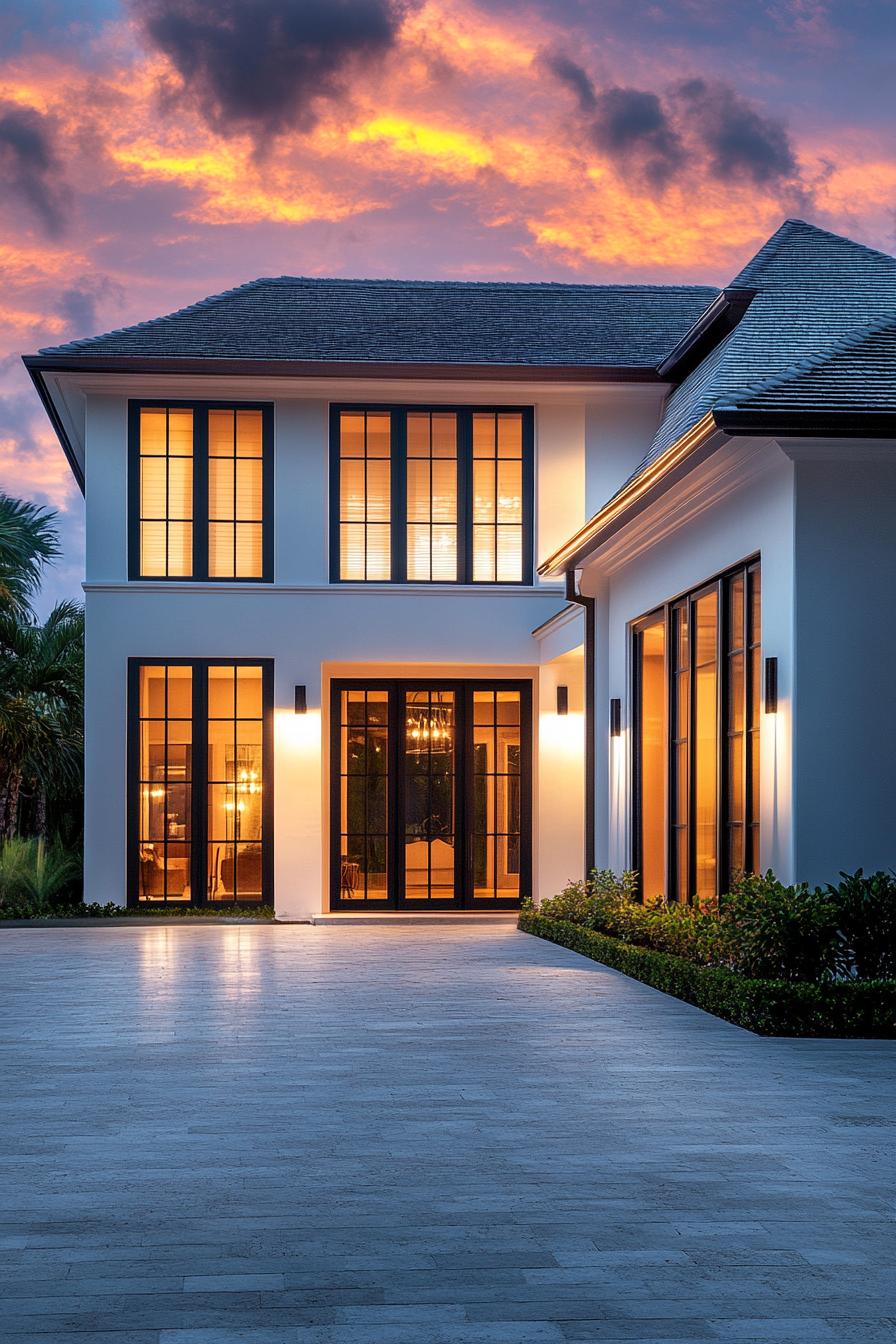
[609,697,621,737]
[556,684,569,716]
[294,685,307,715]
[764,658,778,714]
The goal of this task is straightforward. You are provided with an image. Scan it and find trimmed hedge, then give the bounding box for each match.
[519,910,896,1037]
[1,903,276,922]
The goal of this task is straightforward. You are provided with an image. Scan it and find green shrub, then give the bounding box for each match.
[520,911,896,1038]
[720,872,843,981]
[829,869,896,980]
[537,868,850,983]
[0,837,81,918]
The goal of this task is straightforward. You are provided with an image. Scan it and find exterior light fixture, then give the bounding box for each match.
[556,684,569,716]
[764,658,778,714]
[609,698,621,737]
[294,685,307,715]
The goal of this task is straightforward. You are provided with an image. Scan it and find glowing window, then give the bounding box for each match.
[132,404,270,581]
[332,406,531,583]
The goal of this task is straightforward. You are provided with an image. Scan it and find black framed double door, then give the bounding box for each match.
[330,680,531,909]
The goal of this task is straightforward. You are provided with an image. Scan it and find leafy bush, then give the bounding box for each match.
[520,910,896,1037]
[536,867,881,983]
[720,872,843,982]
[829,870,896,980]
[0,837,81,917]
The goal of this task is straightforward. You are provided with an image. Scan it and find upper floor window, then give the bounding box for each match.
[330,405,533,583]
[129,402,273,581]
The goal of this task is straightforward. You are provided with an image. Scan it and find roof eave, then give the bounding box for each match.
[714,407,896,436]
[23,353,668,384]
[22,360,84,495]
[538,411,723,577]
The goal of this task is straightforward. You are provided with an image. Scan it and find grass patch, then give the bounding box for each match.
[519,909,896,1037]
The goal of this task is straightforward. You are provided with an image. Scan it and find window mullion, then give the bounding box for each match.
[458,411,473,584]
[194,407,209,581]
[392,411,407,583]
[193,662,207,905]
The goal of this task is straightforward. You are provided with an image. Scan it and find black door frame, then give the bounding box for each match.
[329,678,532,910]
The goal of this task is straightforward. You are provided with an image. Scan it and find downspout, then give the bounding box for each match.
[565,569,595,878]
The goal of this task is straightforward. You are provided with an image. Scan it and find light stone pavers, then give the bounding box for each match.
[0,923,894,1343]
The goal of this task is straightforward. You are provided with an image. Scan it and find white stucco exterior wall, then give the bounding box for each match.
[79,377,618,916]
[580,438,797,885]
[790,447,896,884]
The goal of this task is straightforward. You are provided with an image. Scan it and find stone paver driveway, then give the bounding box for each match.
[2,924,896,1344]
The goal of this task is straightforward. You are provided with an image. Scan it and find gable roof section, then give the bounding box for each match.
[647,219,896,460]
[33,276,717,371]
[540,220,896,575]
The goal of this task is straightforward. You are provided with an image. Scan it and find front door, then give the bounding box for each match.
[331,680,530,909]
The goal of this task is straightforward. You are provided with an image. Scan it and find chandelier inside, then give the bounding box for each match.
[406,694,453,753]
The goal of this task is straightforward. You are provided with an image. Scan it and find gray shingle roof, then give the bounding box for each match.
[37,276,717,369]
[716,313,896,415]
[617,219,896,492]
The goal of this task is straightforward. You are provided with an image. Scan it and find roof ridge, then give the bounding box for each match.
[714,308,896,409]
[728,217,896,290]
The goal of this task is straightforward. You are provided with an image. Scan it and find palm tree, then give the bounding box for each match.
[0,493,60,616]
[0,601,84,840]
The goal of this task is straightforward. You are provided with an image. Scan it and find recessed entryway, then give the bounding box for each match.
[330,679,531,909]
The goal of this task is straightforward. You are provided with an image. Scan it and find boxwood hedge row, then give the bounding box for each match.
[518,910,896,1037]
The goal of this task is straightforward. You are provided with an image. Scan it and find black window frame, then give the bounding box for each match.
[329,678,533,909]
[127,657,274,908]
[631,557,761,902]
[128,400,274,582]
[328,404,535,584]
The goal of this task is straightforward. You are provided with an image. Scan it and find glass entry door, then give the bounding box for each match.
[402,689,458,903]
[331,680,530,909]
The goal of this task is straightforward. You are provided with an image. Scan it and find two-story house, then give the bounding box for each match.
[24,219,896,918]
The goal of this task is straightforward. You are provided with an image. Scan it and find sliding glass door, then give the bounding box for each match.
[331,680,530,909]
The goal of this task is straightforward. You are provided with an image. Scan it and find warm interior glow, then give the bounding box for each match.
[338,688,390,900]
[472,412,523,582]
[472,690,521,900]
[139,407,193,577]
[637,619,666,902]
[137,664,193,902]
[340,411,391,580]
[208,409,264,579]
[206,664,264,902]
[406,412,458,581]
[693,591,719,902]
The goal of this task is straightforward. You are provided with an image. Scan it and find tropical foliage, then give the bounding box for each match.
[0,492,84,847]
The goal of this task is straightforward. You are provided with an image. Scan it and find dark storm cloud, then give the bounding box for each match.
[138,0,406,141]
[541,52,596,112]
[544,53,798,193]
[589,87,684,189]
[675,78,798,184]
[0,104,68,236]
[542,53,683,189]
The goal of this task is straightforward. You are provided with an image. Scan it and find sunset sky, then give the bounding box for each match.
[2,0,894,609]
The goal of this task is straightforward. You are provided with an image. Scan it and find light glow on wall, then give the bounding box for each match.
[276,707,321,752]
